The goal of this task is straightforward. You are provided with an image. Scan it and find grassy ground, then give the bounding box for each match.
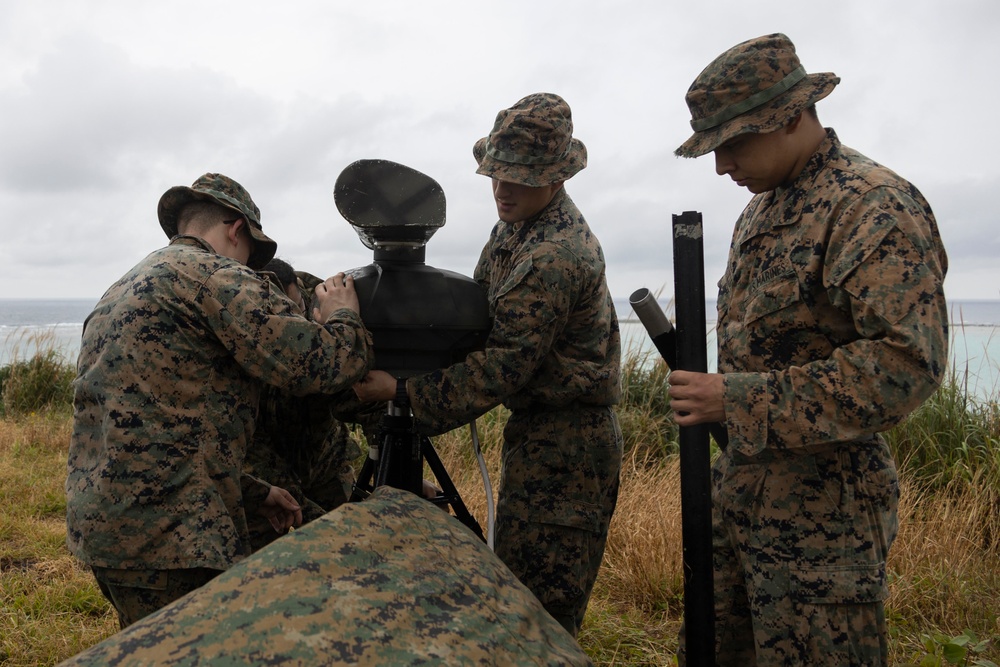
[0,412,119,665]
[1,346,998,666]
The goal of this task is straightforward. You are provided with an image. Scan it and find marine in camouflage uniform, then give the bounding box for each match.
[58,486,593,667]
[245,260,365,552]
[66,174,373,627]
[670,35,949,666]
[354,93,622,637]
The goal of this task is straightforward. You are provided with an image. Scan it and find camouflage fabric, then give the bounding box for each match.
[157,172,276,269]
[243,267,365,552]
[67,235,374,576]
[90,566,221,630]
[696,438,899,666]
[59,486,594,667]
[494,405,622,635]
[718,130,948,457]
[244,389,363,552]
[408,190,622,636]
[473,93,587,187]
[242,428,328,554]
[675,33,840,158]
[678,130,948,666]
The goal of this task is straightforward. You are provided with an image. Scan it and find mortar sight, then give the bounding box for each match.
[335,159,491,377]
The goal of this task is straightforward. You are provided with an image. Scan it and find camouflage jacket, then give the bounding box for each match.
[66,236,374,570]
[408,190,621,434]
[718,129,949,458]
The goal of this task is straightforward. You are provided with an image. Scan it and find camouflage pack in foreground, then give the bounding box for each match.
[60,486,592,666]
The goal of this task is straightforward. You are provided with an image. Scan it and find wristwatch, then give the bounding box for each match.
[395,377,410,409]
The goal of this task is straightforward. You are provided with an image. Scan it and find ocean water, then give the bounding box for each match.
[0,298,97,367]
[617,298,1000,402]
[2,297,998,400]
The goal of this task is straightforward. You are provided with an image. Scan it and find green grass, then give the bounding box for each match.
[0,412,119,666]
[0,330,75,419]
[886,372,1000,490]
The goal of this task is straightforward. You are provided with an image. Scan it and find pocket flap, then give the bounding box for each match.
[744,275,800,324]
[505,497,601,533]
[789,562,887,604]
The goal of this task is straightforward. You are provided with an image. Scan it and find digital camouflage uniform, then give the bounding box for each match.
[674,35,949,667]
[67,232,373,626]
[243,388,363,551]
[58,486,593,667]
[244,269,365,552]
[706,129,948,666]
[408,186,623,636]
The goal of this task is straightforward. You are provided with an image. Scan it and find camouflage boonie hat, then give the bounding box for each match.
[157,173,277,269]
[473,93,587,187]
[675,33,839,158]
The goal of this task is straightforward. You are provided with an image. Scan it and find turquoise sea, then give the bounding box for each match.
[1,297,998,402]
[617,298,999,403]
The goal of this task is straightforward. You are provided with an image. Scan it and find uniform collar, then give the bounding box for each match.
[499,188,568,251]
[169,234,218,254]
[737,128,840,243]
[773,127,840,200]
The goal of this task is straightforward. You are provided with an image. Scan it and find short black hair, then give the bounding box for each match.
[261,257,296,291]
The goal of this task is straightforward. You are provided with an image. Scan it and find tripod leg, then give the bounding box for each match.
[350,452,377,502]
[353,410,484,544]
[353,410,422,501]
[421,436,485,542]
[351,411,390,502]
[376,423,423,495]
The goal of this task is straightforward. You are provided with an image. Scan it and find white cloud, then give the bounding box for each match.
[0,0,998,302]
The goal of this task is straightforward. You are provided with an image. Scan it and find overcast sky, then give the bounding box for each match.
[1,0,997,308]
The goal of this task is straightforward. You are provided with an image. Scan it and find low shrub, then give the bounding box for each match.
[0,349,75,418]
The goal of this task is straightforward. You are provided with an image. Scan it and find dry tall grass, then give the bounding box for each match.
[888,474,1000,658]
[435,423,1000,665]
[1,356,998,664]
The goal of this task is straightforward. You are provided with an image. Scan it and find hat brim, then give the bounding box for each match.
[473,137,587,187]
[675,72,839,158]
[157,186,276,269]
[244,226,277,270]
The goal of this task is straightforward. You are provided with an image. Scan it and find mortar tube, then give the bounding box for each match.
[629,286,729,451]
[629,288,677,369]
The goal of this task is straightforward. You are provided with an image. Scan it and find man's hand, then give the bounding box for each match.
[667,370,726,426]
[422,479,441,500]
[353,370,397,402]
[257,485,303,534]
[313,272,360,323]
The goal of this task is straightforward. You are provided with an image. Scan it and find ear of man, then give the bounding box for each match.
[787,108,827,156]
[225,217,246,247]
[174,200,251,263]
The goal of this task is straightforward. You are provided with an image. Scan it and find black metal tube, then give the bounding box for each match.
[672,210,716,667]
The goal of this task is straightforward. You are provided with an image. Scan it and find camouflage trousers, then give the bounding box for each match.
[679,438,899,666]
[91,566,222,629]
[494,404,622,637]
